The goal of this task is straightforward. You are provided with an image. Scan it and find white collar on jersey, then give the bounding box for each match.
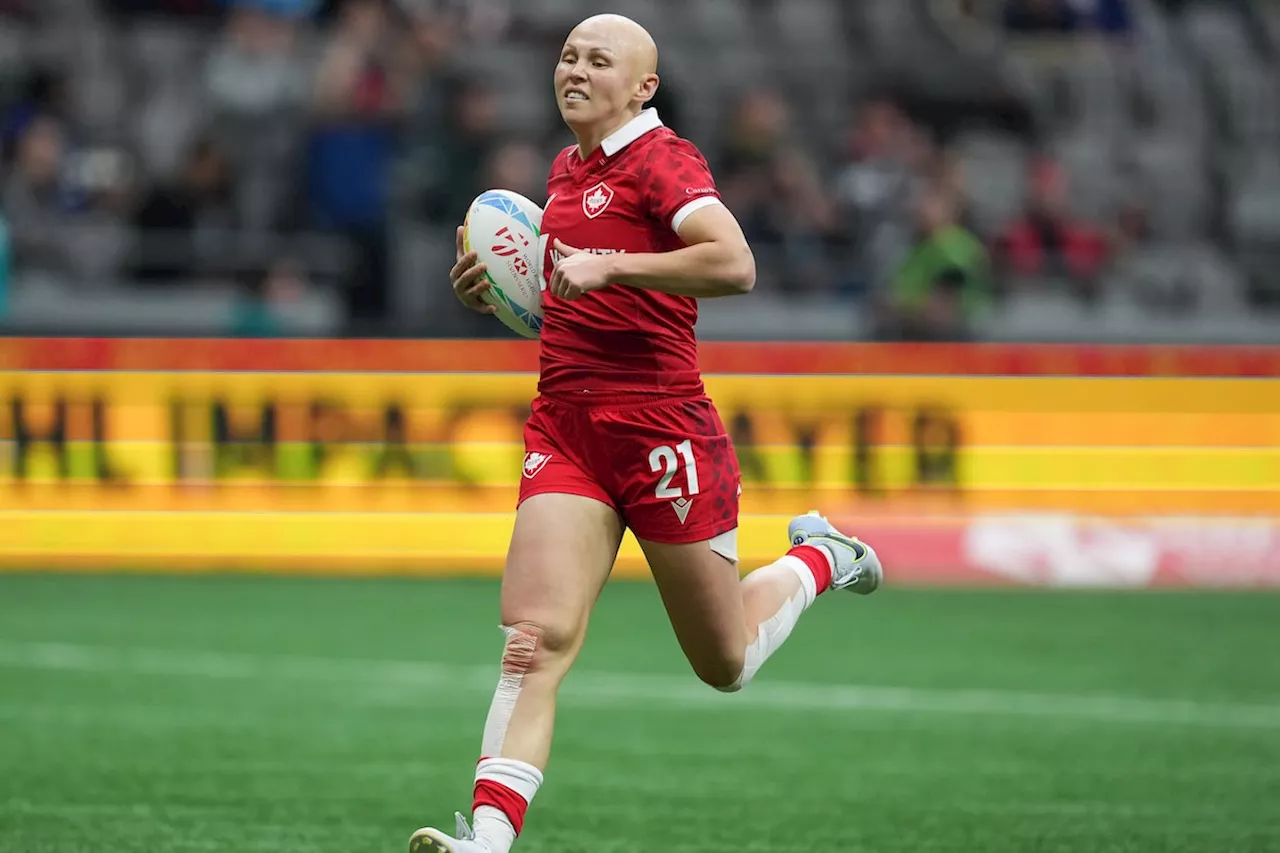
[600,109,664,157]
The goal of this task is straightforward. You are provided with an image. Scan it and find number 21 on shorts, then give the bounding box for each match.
[649,440,700,499]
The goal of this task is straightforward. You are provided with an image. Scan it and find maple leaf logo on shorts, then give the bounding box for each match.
[523,452,552,479]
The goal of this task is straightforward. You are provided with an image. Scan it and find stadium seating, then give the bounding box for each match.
[0,0,1275,340]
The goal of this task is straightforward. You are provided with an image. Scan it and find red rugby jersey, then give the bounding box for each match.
[537,109,724,400]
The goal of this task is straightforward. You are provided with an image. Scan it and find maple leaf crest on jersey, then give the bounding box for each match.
[582,182,614,219]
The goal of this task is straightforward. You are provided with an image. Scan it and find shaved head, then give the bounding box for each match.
[555,14,661,150]
[569,14,658,77]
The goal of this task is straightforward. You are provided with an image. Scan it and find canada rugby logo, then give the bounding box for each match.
[523,452,552,479]
[582,182,614,219]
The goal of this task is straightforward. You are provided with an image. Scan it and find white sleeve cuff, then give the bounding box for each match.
[670,196,723,233]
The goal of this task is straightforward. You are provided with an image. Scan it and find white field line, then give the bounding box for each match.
[1,641,1278,730]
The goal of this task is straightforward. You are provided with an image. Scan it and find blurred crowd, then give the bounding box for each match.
[0,0,1277,339]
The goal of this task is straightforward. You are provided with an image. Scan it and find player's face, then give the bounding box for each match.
[555,35,635,128]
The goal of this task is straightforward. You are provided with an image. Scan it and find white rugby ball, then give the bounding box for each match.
[463,189,545,339]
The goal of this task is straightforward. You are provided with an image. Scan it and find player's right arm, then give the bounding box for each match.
[450,225,497,315]
[602,203,756,297]
[549,203,755,301]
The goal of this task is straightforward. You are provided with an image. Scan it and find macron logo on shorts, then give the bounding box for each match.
[672,497,693,524]
[523,452,552,479]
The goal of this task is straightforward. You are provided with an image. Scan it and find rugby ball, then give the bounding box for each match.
[463,189,545,339]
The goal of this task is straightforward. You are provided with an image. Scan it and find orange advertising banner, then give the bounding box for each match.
[2,338,1279,376]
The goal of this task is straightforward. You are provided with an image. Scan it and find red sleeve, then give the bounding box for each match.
[642,137,724,234]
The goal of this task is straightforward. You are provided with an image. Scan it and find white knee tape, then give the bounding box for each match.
[713,556,814,693]
[480,625,539,757]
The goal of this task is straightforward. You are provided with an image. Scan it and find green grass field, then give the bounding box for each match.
[2,574,1279,853]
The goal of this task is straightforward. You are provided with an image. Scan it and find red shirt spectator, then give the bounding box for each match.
[998,158,1109,294]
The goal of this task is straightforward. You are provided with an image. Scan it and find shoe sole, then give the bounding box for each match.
[409,829,455,853]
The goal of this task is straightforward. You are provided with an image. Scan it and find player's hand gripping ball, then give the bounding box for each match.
[450,226,496,315]
[549,239,613,301]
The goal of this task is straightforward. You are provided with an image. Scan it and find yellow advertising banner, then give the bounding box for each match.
[1,369,1277,572]
[2,371,1277,493]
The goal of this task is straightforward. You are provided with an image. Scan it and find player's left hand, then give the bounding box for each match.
[549,239,613,301]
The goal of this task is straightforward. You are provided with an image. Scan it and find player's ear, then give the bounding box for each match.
[635,73,659,105]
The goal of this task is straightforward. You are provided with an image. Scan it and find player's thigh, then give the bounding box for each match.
[504,493,623,657]
[507,400,625,658]
[638,536,748,686]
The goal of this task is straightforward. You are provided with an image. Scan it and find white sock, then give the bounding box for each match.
[717,555,819,693]
[472,756,542,852]
[472,806,515,852]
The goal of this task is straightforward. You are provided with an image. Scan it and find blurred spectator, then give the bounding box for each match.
[2,113,134,284]
[718,89,789,192]
[834,97,935,294]
[231,256,309,336]
[996,157,1109,300]
[878,186,990,341]
[205,0,310,232]
[717,89,790,245]
[129,136,237,284]
[393,6,461,210]
[206,1,310,121]
[753,149,845,294]
[408,79,503,223]
[3,68,72,159]
[404,4,462,137]
[3,115,76,277]
[835,97,918,219]
[308,0,413,325]
[310,0,411,127]
[716,90,844,291]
